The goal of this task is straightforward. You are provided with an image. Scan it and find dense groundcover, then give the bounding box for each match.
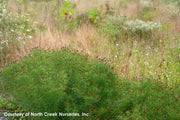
[0,50,180,120]
[0,50,120,120]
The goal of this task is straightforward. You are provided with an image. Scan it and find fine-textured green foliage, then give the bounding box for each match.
[0,50,119,120]
[0,50,180,120]
[116,79,180,120]
[0,96,15,110]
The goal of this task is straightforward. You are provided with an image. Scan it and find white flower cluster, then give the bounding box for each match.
[102,15,162,39]
[0,0,7,20]
[124,19,161,34]
[166,4,180,18]
[0,0,34,54]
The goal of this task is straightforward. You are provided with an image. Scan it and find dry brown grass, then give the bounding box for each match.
[122,1,142,18]
[72,24,112,57]
[2,0,179,82]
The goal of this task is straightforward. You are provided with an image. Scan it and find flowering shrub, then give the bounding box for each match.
[0,0,34,64]
[124,19,161,37]
[101,15,161,41]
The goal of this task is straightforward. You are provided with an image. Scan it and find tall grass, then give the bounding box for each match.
[2,0,179,82]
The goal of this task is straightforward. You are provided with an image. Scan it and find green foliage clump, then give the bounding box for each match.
[59,1,75,22]
[57,1,80,33]
[88,10,100,24]
[116,79,180,120]
[0,50,119,120]
[0,96,15,109]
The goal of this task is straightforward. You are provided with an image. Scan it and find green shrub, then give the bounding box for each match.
[116,79,180,120]
[0,50,179,120]
[0,50,119,120]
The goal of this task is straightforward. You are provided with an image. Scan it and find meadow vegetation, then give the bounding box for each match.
[0,0,180,119]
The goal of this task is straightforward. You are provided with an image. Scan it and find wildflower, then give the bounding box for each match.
[28,35,33,39]
[124,19,161,34]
